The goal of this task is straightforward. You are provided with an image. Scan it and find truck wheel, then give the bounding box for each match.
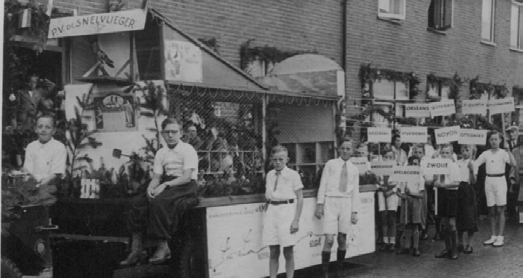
[1,257,23,278]
[177,236,204,278]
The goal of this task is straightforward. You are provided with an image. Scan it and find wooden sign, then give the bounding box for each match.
[488,97,515,115]
[435,126,460,144]
[421,159,451,175]
[370,161,396,176]
[462,99,487,116]
[429,100,455,118]
[350,157,370,174]
[389,166,420,182]
[400,127,428,143]
[367,127,392,143]
[48,9,147,38]
[80,179,100,199]
[405,103,430,118]
[459,129,487,145]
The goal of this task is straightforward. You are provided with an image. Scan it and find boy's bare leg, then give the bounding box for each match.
[269,245,280,278]
[497,206,506,236]
[489,206,497,236]
[283,246,294,278]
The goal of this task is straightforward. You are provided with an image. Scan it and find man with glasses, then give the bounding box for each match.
[120,118,198,266]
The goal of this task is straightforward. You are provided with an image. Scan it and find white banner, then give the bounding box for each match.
[405,103,430,118]
[350,157,370,173]
[462,99,487,116]
[389,166,421,182]
[48,9,147,38]
[435,126,460,144]
[459,129,488,145]
[488,97,515,115]
[400,127,428,143]
[164,40,203,83]
[421,159,452,175]
[370,161,396,176]
[367,128,392,143]
[429,100,456,118]
[206,194,375,278]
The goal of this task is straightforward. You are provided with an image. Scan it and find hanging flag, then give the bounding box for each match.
[46,0,54,17]
[18,9,31,28]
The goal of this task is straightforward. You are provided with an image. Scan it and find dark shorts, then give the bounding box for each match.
[439,189,458,218]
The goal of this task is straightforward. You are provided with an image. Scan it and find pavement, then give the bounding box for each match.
[301,217,522,278]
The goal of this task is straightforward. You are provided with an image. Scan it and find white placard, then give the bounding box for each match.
[48,9,147,38]
[400,127,428,143]
[367,128,392,143]
[206,194,375,278]
[421,159,452,175]
[405,103,430,118]
[370,161,396,176]
[350,157,370,173]
[435,126,460,144]
[462,99,487,116]
[459,129,488,145]
[389,166,421,182]
[429,100,456,118]
[488,97,515,115]
[164,40,203,83]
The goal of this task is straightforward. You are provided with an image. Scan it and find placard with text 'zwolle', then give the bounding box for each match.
[421,159,452,175]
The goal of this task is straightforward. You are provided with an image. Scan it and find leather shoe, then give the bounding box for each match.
[388,244,396,252]
[119,250,145,267]
[434,249,448,258]
[449,250,458,260]
[149,246,172,264]
[412,248,421,256]
[380,243,388,251]
[463,245,473,254]
[433,232,441,241]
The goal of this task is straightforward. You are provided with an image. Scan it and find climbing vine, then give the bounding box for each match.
[426,72,465,101]
[358,63,422,99]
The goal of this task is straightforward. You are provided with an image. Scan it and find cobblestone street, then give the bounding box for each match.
[308,219,522,278]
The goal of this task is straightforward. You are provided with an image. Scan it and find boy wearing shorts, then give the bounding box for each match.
[263,145,304,278]
[475,132,517,247]
[315,138,359,277]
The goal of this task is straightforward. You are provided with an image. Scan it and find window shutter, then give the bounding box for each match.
[519,6,523,48]
[442,0,452,30]
[428,0,436,28]
[511,4,518,48]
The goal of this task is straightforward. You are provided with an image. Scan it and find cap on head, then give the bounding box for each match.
[506,125,518,132]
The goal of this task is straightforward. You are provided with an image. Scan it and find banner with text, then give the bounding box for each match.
[488,97,515,115]
[435,126,460,144]
[462,99,487,116]
[430,100,456,118]
[421,159,452,175]
[351,157,370,173]
[206,194,375,278]
[459,129,488,145]
[389,166,421,182]
[48,9,147,38]
[400,127,428,143]
[405,103,430,118]
[367,128,392,143]
[370,161,396,176]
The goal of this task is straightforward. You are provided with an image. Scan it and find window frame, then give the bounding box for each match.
[510,0,523,50]
[428,0,453,31]
[378,0,406,21]
[481,0,496,43]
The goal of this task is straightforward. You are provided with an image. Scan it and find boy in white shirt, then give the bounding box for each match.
[315,138,359,277]
[475,131,517,247]
[263,145,304,278]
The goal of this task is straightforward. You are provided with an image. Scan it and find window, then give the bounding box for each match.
[428,0,453,30]
[481,0,496,42]
[427,79,450,100]
[378,0,406,20]
[510,1,523,50]
[372,79,409,101]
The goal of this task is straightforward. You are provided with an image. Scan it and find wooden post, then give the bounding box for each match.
[262,95,268,177]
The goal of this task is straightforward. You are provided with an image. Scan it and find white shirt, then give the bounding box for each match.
[265,167,303,201]
[457,158,478,183]
[24,138,67,182]
[436,160,461,190]
[153,141,198,180]
[475,149,510,175]
[317,158,360,211]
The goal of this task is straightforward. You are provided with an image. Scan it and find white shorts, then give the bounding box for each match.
[378,192,399,211]
[263,202,297,247]
[323,197,352,235]
[485,176,507,207]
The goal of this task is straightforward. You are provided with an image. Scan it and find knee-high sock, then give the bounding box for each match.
[337,249,346,263]
[442,229,450,250]
[449,230,458,251]
[322,251,330,272]
[412,229,420,249]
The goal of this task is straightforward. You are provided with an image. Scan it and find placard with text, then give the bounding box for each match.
[462,99,487,116]
[488,97,515,115]
[430,100,455,118]
[400,127,428,143]
[421,159,452,175]
[435,126,460,144]
[367,127,392,143]
[388,166,421,182]
[459,129,487,145]
[405,103,430,118]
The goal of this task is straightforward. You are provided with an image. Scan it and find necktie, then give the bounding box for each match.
[439,174,445,184]
[339,162,348,192]
[273,171,281,191]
